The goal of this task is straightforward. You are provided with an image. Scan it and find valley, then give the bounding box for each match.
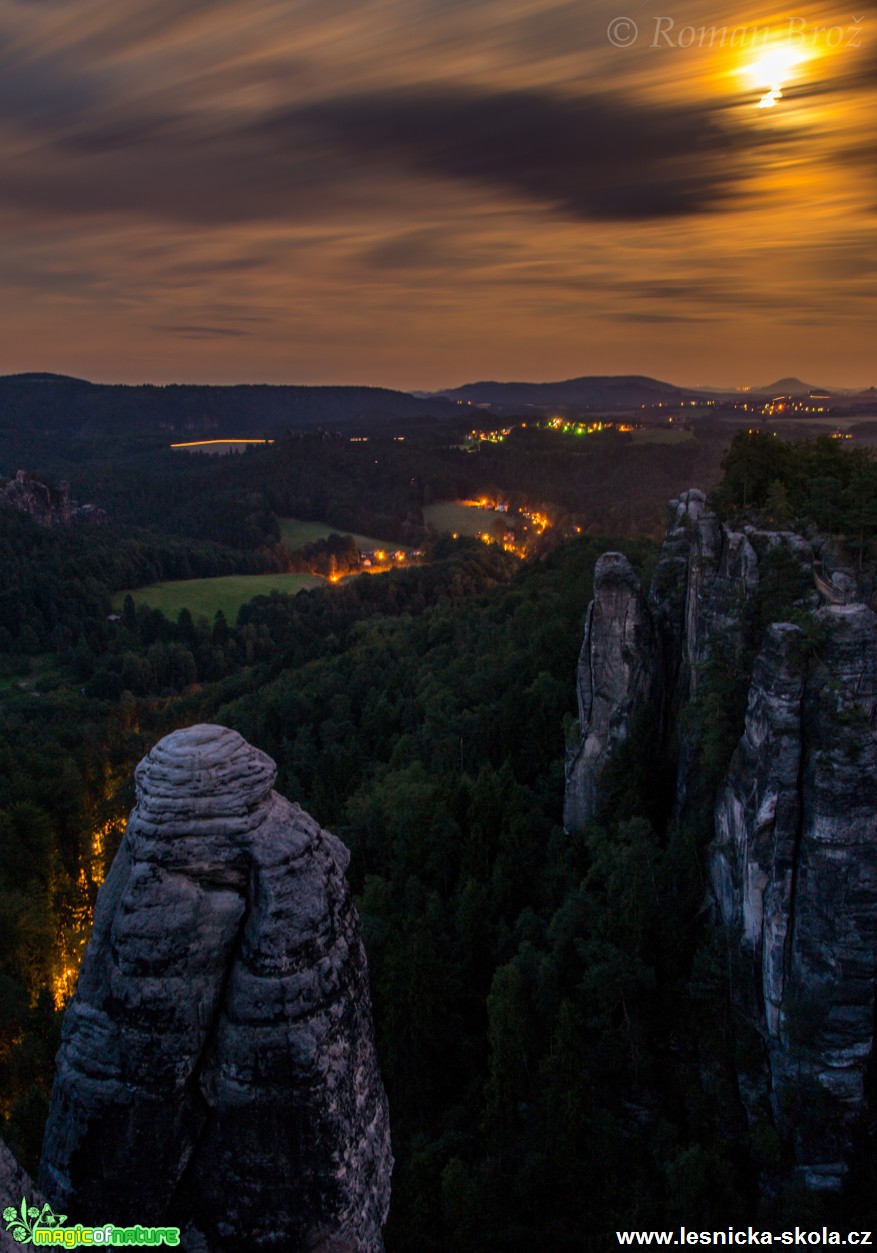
[2,379,877,1248]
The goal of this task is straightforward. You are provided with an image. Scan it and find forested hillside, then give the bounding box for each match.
[0,374,457,438]
[2,431,877,1247]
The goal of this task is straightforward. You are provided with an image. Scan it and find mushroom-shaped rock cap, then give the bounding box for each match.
[134,724,276,822]
[594,551,640,590]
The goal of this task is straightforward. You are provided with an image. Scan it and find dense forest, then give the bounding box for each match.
[1,418,730,556]
[0,373,459,438]
[2,429,877,1247]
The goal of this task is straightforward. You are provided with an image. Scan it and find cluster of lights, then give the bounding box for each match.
[468,427,512,444]
[328,546,423,584]
[477,530,528,558]
[51,818,122,1009]
[469,417,666,445]
[763,396,828,416]
[521,509,549,533]
[546,417,608,435]
[461,497,498,509]
[51,867,93,1010]
[461,498,552,558]
[640,401,703,410]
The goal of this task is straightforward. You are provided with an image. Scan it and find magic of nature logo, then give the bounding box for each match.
[3,1197,180,1246]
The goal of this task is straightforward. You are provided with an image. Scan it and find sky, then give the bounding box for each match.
[1,0,875,389]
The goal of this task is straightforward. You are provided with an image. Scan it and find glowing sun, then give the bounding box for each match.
[742,41,806,108]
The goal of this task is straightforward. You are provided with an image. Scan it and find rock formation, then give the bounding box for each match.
[1,471,106,526]
[565,491,877,1190]
[563,552,659,832]
[1,1140,45,1253]
[713,603,877,1190]
[39,725,392,1251]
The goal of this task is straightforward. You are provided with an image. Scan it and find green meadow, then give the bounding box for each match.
[423,501,504,537]
[279,518,411,553]
[116,573,323,622]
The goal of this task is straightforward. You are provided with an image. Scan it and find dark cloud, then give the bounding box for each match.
[0,82,769,227]
[278,86,761,221]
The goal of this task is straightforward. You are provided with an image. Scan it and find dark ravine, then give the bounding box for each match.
[565,490,877,1191]
[39,725,392,1251]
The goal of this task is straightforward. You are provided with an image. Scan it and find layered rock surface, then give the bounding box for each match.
[39,725,392,1251]
[714,604,877,1189]
[564,491,877,1189]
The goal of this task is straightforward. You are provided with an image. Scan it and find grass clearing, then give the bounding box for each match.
[279,518,411,553]
[424,501,506,537]
[116,573,324,622]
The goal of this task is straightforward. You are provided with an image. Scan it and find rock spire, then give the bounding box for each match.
[564,492,877,1190]
[39,724,392,1251]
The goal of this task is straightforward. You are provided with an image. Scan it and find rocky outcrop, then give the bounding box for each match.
[1,1141,45,1252]
[565,490,877,1190]
[39,725,392,1251]
[649,488,709,655]
[713,604,877,1190]
[1,471,106,526]
[650,490,814,706]
[563,492,793,834]
[563,552,659,833]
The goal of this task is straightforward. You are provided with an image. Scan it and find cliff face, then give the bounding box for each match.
[1,471,106,526]
[564,492,877,1190]
[39,725,392,1251]
[563,552,659,833]
[714,604,877,1189]
[564,491,771,830]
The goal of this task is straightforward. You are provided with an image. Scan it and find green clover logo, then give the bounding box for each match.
[2,1197,67,1244]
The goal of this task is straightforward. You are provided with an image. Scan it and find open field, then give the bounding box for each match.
[116,573,323,621]
[280,517,411,553]
[424,501,505,537]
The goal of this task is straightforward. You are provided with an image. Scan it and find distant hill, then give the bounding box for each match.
[434,374,689,413]
[0,375,458,439]
[752,377,829,397]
